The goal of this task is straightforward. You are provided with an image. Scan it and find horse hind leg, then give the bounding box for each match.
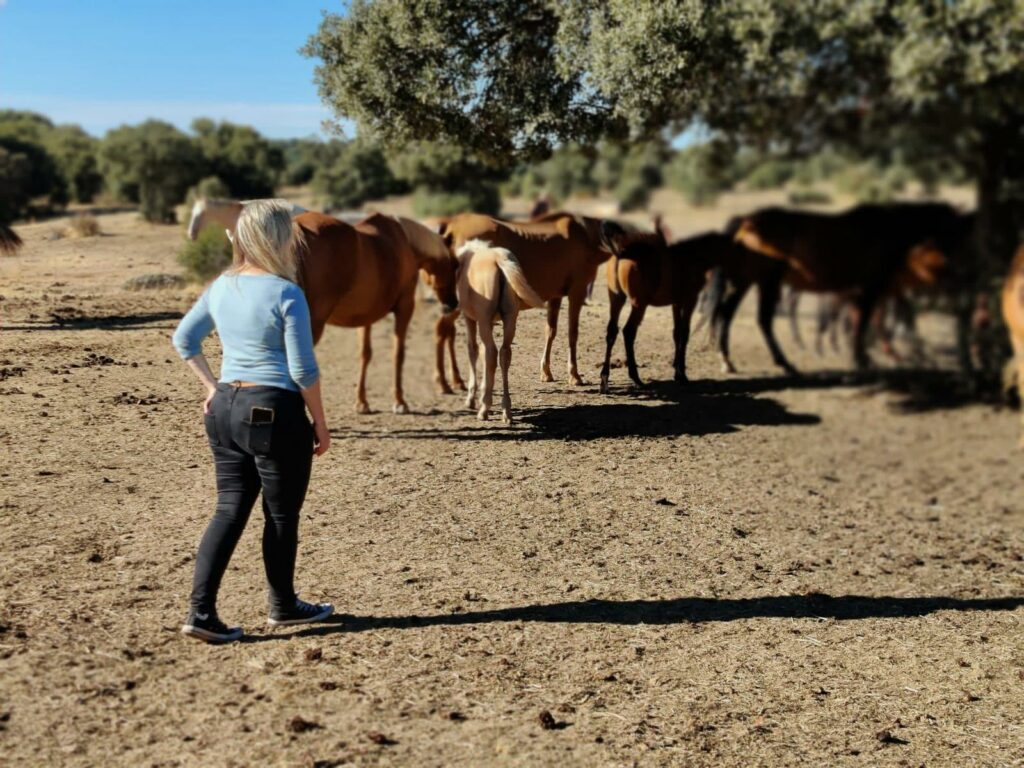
[447,316,466,391]
[355,325,372,414]
[477,319,498,421]
[622,302,648,387]
[541,297,561,382]
[464,317,480,411]
[499,311,518,423]
[566,293,585,386]
[434,313,455,395]
[391,294,414,414]
[601,290,627,394]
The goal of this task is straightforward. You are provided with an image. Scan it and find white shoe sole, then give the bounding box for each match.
[267,604,334,626]
[181,624,243,643]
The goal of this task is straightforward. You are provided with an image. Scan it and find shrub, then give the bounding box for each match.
[100,120,203,222]
[787,188,833,206]
[744,159,795,190]
[666,143,735,206]
[412,184,500,217]
[177,226,232,282]
[65,214,101,238]
[312,140,401,209]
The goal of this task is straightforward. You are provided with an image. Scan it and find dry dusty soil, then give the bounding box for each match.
[0,206,1022,767]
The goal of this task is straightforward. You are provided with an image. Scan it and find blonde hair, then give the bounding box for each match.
[228,199,304,282]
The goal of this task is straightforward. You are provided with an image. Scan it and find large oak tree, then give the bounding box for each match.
[307,0,1024,272]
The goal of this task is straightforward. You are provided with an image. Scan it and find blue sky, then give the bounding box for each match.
[0,0,348,138]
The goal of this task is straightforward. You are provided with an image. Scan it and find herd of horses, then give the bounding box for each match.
[183,197,1022,442]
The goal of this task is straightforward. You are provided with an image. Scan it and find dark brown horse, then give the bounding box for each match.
[714,203,972,372]
[598,223,723,391]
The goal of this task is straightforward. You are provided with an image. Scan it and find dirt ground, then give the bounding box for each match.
[0,202,1022,768]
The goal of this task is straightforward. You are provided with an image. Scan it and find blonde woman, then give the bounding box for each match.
[172,200,333,643]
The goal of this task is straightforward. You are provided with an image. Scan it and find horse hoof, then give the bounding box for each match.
[477,408,489,421]
[541,372,555,383]
[570,376,585,386]
[438,384,454,395]
[599,376,609,394]
[674,374,689,385]
[502,412,513,425]
[454,380,467,392]
[720,361,737,375]
[355,401,371,415]
[393,402,409,415]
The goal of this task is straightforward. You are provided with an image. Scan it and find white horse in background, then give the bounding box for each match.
[186,198,308,241]
[186,198,373,241]
[456,239,545,423]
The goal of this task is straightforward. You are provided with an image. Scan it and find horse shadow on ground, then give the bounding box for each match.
[246,593,1024,642]
[687,367,995,414]
[336,383,821,442]
[2,310,183,332]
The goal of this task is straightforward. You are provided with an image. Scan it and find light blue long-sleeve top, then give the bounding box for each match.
[172,273,320,391]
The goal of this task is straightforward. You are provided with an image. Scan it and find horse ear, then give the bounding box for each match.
[600,220,628,256]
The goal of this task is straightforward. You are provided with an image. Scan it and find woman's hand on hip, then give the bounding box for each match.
[313,421,330,457]
[202,386,217,415]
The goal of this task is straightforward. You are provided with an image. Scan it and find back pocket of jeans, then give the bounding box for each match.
[203,413,221,447]
[242,419,272,456]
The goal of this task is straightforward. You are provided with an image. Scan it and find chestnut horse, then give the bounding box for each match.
[598,224,722,391]
[295,211,458,414]
[456,240,545,423]
[715,203,971,372]
[1003,244,1024,447]
[438,212,613,386]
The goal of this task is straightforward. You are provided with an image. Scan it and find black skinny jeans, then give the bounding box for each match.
[190,382,314,616]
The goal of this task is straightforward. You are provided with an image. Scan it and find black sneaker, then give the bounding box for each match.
[181,610,243,643]
[268,598,334,627]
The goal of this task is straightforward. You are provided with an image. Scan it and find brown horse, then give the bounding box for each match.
[296,211,458,414]
[438,212,613,386]
[1003,244,1024,446]
[1,224,22,255]
[598,224,722,391]
[716,203,972,372]
[456,239,545,422]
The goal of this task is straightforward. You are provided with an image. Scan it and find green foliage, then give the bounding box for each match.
[0,110,69,209]
[390,140,502,214]
[665,142,735,206]
[191,119,283,199]
[100,120,203,222]
[304,1,617,160]
[185,176,231,208]
[45,125,103,203]
[787,188,833,206]
[177,225,233,282]
[0,146,32,224]
[276,138,340,187]
[311,140,402,209]
[412,184,500,218]
[744,160,795,191]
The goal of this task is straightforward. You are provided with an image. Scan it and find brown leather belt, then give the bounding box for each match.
[227,380,262,388]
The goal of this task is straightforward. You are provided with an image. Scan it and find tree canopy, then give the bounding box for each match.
[307,0,1024,263]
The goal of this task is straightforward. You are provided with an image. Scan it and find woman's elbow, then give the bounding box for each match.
[294,368,321,390]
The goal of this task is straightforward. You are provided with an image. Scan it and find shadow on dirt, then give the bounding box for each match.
[3,310,183,331]
[336,388,821,441]
[249,594,1024,642]
[687,368,995,413]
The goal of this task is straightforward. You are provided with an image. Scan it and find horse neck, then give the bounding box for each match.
[206,200,244,230]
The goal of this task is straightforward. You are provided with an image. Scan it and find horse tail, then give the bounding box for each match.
[494,249,545,308]
[1,224,23,256]
[702,266,727,344]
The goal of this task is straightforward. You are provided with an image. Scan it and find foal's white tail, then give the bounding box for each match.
[494,250,545,308]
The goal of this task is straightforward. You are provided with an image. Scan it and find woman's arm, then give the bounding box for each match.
[300,379,330,457]
[172,288,218,412]
[282,286,329,456]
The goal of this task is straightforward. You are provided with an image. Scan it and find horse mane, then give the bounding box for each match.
[395,216,450,261]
